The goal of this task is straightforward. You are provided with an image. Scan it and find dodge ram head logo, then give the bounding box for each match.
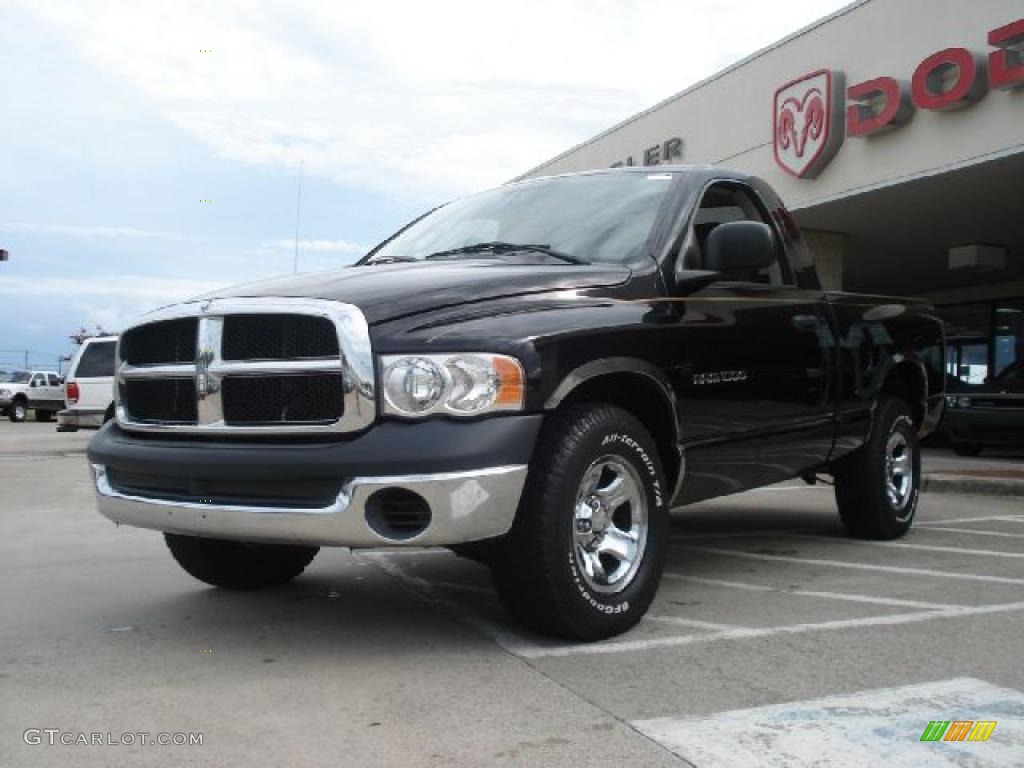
[773,69,845,179]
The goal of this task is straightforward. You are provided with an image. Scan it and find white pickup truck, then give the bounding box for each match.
[0,370,64,422]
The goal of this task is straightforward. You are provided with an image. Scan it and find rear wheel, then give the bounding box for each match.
[833,396,919,539]
[9,400,27,422]
[164,534,318,590]
[490,404,668,641]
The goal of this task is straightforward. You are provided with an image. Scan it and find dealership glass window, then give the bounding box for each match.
[939,303,991,386]
[994,299,1024,383]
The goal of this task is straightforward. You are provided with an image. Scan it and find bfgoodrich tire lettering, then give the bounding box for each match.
[490,404,668,640]
[833,396,920,540]
[165,534,318,590]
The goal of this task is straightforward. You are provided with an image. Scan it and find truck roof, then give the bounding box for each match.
[512,164,755,187]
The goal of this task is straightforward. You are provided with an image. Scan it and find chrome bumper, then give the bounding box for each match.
[91,464,527,548]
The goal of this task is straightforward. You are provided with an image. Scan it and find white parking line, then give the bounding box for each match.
[914,525,1024,540]
[646,615,744,631]
[515,600,1024,658]
[433,581,494,596]
[670,528,817,540]
[765,532,1024,560]
[358,552,542,655]
[672,544,1024,585]
[663,573,961,610]
[918,514,1024,526]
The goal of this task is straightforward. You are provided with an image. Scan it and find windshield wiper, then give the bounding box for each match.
[362,255,419,265]
[424,242,589,264]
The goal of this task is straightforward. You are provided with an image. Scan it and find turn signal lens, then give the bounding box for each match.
[67,381,80,405]
[492,356,525,408]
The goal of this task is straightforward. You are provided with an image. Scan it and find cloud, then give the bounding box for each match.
[0,274,224,332]
[0,221,189,241]
[262,238,367,255]
[25,0,851,197]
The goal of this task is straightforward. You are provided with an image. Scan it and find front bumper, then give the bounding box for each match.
[92,463,528,547]
[87,416,542,548]
[943,408,1024,446]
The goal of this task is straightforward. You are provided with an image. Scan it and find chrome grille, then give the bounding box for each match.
[121,318,197,365]
[121,379,197,423]
[221,374,345,424]
[116,298,375,434]
[221,314,339,360]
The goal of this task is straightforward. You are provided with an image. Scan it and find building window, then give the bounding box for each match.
[940,303,992,386]
[994,299,1024,383]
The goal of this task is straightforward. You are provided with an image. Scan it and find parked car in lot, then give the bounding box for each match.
[1,369,64,422]
[87,166,945,640]
[57,336,117,432]
[943,360,1024,455]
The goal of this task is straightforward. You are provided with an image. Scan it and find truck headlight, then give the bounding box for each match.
[380,353,524,417]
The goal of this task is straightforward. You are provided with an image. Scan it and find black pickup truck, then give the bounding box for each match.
[88,166,945,640]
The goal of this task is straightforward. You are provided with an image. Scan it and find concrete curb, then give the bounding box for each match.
[922,473,1024,497]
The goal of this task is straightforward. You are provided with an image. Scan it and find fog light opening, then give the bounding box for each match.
[365,488,432,541]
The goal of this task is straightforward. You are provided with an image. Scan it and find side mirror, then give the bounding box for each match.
[704,221,775,278]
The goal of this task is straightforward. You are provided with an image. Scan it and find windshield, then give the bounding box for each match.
[371,172,677,264]
[0,370,30,383]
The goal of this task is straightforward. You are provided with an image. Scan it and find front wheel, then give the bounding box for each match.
[833,396,920,539]
[9,401,27,422]
[165,534,318,590]
[490,404,668,641]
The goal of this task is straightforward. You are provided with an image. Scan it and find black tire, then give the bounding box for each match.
[164,534,318,590]
[34,410,53,422]
[9,400,27,423]
[833,396,920,540]
[952,441,982,457]
[490,404,668,641]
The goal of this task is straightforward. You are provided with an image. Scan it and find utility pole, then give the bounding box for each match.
[293,157,304,275]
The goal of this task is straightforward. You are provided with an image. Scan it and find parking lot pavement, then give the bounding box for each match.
[2,420,1023,767]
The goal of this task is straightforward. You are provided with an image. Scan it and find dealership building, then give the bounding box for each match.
[519,0,1023,387]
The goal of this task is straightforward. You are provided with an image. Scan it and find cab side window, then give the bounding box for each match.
[688,184,786,286]
[48,374,61,386]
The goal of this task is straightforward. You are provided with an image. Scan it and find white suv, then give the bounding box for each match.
[57,336,117,432]
[0,370,64,422]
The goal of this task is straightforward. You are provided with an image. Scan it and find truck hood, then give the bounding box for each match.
[198,260,632,324]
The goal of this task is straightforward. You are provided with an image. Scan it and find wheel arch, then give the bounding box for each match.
[545,358,683,501]
[879,357,928,430]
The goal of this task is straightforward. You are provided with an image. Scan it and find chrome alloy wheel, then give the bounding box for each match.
[885,430,914,512]
[572,456,648,594]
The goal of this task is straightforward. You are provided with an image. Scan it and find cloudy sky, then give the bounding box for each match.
[0,0,848,370]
